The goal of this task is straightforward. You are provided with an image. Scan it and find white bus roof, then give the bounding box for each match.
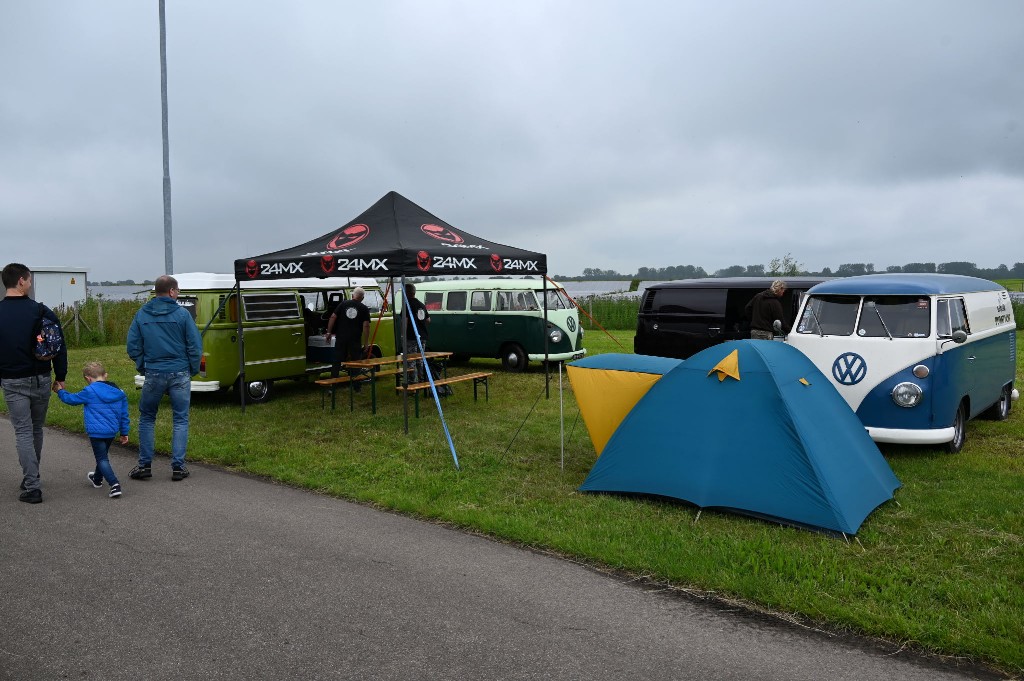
[171,272,380,292]
[414,277,565,291]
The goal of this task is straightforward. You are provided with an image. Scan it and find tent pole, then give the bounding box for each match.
[559,361,564,471]
[235,280,245,412]
[543,277,550,399]
[400,275,409,435]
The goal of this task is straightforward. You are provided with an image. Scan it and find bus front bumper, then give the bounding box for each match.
[529,350,587,362]
[866,426,956,445]
[134,375,222,393]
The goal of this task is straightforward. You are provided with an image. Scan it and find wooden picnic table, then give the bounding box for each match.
[338,351,453,414]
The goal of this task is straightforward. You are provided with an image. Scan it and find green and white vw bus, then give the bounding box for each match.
[134,272,395,403]
[402,278,586,371]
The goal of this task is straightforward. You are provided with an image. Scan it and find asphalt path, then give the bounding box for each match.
[0,418,1003,680]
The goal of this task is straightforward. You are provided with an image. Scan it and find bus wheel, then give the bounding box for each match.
[501,343,528,372]
[980,385,1011,421]
[237,379,272,404]
[945,401,967,453]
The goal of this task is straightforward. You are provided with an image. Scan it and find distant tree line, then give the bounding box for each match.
[556,260,1024,281]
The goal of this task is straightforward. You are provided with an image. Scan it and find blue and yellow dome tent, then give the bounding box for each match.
[577,341,901,535]
[566,354,683,456]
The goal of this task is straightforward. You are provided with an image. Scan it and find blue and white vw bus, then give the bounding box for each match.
[787,274,1018,452]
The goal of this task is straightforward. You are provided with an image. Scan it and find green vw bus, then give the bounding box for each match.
[134,273,395,402]
[401,278,586,371]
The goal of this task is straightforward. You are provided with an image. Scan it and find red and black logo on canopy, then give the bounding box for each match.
[326,224,369,250]
[321,255,335,274]
[417,250,431,272]
[489,253,503,273]
[245,259,259,279]
[421,223,464,244]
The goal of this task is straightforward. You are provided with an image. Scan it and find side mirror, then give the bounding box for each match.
[772,320,783,335]
[952,330,968,344]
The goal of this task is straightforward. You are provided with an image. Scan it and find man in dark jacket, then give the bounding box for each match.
[126,275,203,482]
[0,263,68,503]
[745,280,788,340]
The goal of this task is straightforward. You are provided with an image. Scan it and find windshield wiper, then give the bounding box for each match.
[866,300,893,339]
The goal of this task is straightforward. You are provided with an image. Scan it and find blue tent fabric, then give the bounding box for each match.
[579,341,901,535]
[569,353,684,375]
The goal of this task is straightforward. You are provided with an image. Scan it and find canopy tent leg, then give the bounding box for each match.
[235,279,246,413]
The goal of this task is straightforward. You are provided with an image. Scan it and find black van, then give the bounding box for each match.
[634,277,829,359]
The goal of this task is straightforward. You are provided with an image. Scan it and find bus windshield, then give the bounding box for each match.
[797,295,930,338]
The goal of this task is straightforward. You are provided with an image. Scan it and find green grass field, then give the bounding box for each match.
[4,330,1022,675]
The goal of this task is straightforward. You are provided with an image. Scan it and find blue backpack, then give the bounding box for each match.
[34,303,64,360]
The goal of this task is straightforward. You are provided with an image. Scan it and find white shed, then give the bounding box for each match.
[24,266,88,309]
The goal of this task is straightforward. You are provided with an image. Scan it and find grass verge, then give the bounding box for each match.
[4,332,1022,674]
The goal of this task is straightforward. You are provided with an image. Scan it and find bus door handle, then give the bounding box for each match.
[708,326,722,337]
[467,321,475,329]
[967,355,976,361]
[495,321,503,326]
[292,332,302,337]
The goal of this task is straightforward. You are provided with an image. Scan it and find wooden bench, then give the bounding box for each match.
[316,367,411,411]
[394,372,493,417]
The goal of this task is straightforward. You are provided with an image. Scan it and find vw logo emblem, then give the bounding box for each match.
[832,352,867,386]
[566,317,576,332]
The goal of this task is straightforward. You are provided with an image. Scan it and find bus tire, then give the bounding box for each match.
[501,343,528,372]
[237,378,272,404]
[980,385,1012,421]
[945,401,967,453]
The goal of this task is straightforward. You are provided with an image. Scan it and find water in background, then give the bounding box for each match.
[557,280,660,299]
[88,280,655,301]
[89,285,151,301]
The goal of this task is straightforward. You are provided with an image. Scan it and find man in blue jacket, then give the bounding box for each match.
[126,275,203,481]
[0,263,68,503]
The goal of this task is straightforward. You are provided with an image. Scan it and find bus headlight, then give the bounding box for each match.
[891,382,923,408]
[549,328,563,344]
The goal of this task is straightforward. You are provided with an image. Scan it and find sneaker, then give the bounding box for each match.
[128,464,152,480]
[171,465,190,481]
[19,489,42,504]
[18,480,26,492]
[108,484,122,499]
[87,472,103,489]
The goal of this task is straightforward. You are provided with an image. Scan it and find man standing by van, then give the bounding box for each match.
[126,275,203,481]
[325,286,371,389]
[746,280,787,340]
[403,283,430,352]
[0,263,68,503]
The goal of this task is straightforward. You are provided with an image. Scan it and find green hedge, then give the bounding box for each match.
[57,297,143,349]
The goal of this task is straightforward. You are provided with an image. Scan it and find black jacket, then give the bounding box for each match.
[745,290,786,334]
[0,296,68,381]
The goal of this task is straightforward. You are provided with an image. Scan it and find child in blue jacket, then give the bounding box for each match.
[56,361,130,498]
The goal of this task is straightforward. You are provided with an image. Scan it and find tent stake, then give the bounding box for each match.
[693,509,702,525]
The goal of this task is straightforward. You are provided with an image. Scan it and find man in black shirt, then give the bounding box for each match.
[403,283,430,352]
[325,287,371,389]
[0,263,68,503]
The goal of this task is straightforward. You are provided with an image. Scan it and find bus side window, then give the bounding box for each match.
[446,291,467,311]
[424,292,443,311]
[937,298,970,337]
[950,298,970,335]
[471,291,491,311]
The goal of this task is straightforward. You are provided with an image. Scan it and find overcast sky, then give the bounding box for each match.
[3,1,1023,281]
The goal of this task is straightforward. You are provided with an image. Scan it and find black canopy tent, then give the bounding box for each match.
[231,191,552,436]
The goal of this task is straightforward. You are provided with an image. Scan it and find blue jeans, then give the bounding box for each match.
[2,374,51,492]
[138,370,191,468]
[89,437,120,486]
